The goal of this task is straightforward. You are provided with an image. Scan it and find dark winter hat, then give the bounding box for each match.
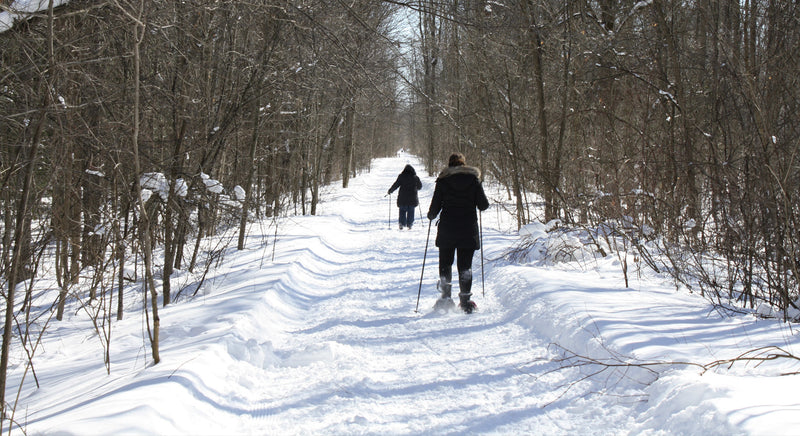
[448,152,466,167]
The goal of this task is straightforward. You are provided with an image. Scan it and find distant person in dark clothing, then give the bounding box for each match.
[388,164,422,230]
[427,153,489,313]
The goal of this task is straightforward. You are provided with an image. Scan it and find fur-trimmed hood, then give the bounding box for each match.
[438,165,481,180]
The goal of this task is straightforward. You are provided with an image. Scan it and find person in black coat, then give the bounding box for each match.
[388,164,422,230]
[427,152,490,313]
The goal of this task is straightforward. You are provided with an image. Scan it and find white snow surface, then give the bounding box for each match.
[0,0,71,33]
[8,153,800,435]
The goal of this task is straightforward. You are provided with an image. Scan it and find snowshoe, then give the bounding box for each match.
[458,290,476,314]
[459,300,477,314]
[433,298,456,313]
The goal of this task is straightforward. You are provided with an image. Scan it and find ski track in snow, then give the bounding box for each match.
[10,154,800,435]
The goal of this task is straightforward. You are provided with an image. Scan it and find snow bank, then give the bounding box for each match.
[487,226,800,435]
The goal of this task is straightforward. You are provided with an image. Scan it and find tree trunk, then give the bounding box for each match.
[239,99,260,250]
[126,0,159,364]
[524,1,555,222]
[420,0,439,174]
[341,99,355,188]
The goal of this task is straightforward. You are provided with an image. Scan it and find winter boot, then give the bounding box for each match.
[434,275,455,312]
[458,269,476,313]
[458,269,473,295]
[437,275,452,299]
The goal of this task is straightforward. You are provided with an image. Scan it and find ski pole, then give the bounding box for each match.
[388,192,392,230]
[480,210,485,298]
[415,219,432,312]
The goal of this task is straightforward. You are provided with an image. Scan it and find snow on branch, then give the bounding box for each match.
[140,172,188,202]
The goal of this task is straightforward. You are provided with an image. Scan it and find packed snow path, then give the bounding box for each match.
[14,154,800,435]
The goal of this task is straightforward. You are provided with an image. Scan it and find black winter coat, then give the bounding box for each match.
[427,165,490,249]
[388,165,422,207]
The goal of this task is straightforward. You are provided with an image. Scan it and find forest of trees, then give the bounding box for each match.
[1,0,799,424]
[0,0,404,417]
[403,0,800,319]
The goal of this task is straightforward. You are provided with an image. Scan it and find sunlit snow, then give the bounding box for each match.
[6,153,800,435]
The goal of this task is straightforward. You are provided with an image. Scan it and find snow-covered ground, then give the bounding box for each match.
[6,153,800,435]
